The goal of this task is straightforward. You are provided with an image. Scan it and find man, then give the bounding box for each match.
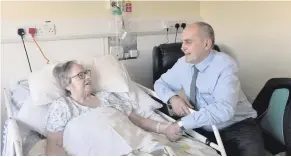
[154,22,265,155]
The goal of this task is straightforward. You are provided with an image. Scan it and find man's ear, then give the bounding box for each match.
[205,39,212,49]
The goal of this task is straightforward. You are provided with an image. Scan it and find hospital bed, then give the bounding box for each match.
[2,80,226,156]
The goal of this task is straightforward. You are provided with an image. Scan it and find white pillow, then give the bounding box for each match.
[16,97,49,136]
[28,55,131,105]
[63,107,157,156]
[92,55,131,92]
[11,80,30,109]
[129,82,162,118]
[28,63,64,106]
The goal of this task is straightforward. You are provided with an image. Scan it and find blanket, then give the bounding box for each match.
[29,107,219,156]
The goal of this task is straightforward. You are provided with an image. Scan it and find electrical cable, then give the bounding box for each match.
[166,28,169,43]
[175,29,178,43]
[31,35,50,64]
[20,36,32,73]
[28,28,50,64]
[18,28,32,73]
[174,23,180,43]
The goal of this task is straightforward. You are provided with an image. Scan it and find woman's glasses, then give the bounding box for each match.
[70,70,91,79]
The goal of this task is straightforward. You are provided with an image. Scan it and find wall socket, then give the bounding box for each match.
[162,20,187,29]
[35,22,56,36]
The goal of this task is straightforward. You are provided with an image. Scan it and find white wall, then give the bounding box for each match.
[200,1,291,102]
[1,31,181,90]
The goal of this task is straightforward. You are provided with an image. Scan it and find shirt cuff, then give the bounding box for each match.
[181,113,198,130]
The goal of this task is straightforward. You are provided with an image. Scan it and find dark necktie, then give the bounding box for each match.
[190,66,198,107]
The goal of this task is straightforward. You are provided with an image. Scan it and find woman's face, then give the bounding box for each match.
[66,63,93,96]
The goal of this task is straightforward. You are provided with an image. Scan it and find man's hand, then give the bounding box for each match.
[169,96,192,116]
[163,122,182,142]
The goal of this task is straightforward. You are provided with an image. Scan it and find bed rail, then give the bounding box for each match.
[137,84,227,156]
[3,88,23,156]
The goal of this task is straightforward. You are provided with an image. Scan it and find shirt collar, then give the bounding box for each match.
[192,50,215,72]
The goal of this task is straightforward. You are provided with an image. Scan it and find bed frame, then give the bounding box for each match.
[3,88,23,156]
[3,85,226,156]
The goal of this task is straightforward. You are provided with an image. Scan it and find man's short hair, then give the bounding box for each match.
[195,22,215,48]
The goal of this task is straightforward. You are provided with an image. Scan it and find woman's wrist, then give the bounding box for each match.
[158,122,171,134]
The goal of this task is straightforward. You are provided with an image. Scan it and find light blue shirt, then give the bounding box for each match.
[154,50,257,131]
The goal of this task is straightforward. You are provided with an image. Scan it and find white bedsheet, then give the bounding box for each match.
[62,107,218,156]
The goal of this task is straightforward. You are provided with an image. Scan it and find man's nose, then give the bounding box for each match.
[181,46,186,52]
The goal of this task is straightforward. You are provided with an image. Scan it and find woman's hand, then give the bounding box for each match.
[128,111,181,142]
[161,122,182,142]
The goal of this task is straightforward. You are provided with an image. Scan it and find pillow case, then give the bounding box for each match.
[16,97,49,136]
[28,63,64,106]
[10,80,30,109]
[92,55,131,92]
[63,107,156,156]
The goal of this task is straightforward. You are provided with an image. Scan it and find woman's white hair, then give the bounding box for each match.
[53,60,77,96]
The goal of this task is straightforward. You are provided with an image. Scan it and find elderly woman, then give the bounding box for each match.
[45,61,182,156]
